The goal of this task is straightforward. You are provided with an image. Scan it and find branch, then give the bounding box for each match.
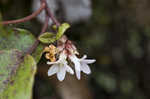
[26,14,49,55]
[1,0,61,55]
[26,0,61,54]
[1,3,46,25]
[42,0,60,27]
[45,3,60,26]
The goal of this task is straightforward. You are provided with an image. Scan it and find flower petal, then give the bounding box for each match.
[82,59,96,64]
[69,55,81,79]
[48,65,58,76]
[66,65,74,75]
[59,51,67,60]
[69,55,80,71]
[47,61,58,65]
[81,55,87,60]
[75,69,81,80]
[81,64,91,74]
[57,66,66,81]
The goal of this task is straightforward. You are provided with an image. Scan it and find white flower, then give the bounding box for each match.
[47,52,74,81]
[69,54,96,80]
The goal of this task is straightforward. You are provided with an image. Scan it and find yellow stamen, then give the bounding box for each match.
[44,44,57,62]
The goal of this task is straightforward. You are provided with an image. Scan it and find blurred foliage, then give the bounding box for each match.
[69,0,150,99]
[1,0,150,99]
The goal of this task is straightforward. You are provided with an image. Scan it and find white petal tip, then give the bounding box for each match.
[58,79,64,81]
[47,61,51,65]
[90,59,96,63]
[47,71,54,76]
[69,72,74,75]
[71,72,74,75]
[69,70,74,75]
[83,55,87,59]
[47,72,50,76]
[86,71,91,75]
[85,59,96,64]
[76,70,81,80]
[57,76,64,81]
[47,65,58,76]
[93,59,96,62]
[77,76,81,80]
[66,65,74,75]
[57,67,66,82]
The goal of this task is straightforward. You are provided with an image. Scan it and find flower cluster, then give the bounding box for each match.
[44,36,96,81]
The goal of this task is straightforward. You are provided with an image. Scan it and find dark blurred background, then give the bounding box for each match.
[1,0,150,99]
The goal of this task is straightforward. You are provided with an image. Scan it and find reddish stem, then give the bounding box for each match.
[1,0,61,55]
[1,3,46,25]
[45,1,60,27]
[41,0,60,27]
[26,14,49,55]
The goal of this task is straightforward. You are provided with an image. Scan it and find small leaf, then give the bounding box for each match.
[38,23,70,44]
[0,50,37,99]
[56,23,70,40]
[38,32,56,44]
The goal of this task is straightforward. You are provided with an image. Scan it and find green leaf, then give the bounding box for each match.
[38,32,56,44]
[0,27,44,63]
[0,50,37,99]
[56,23,70,40]
[38,23,70,44]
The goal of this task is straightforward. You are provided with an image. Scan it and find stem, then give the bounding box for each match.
[1,3,46,25]
[26,0,61,54]
[26,14,49,55]
[42,0,60,27]
[45,4,60,27]
[1,0,61,55]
